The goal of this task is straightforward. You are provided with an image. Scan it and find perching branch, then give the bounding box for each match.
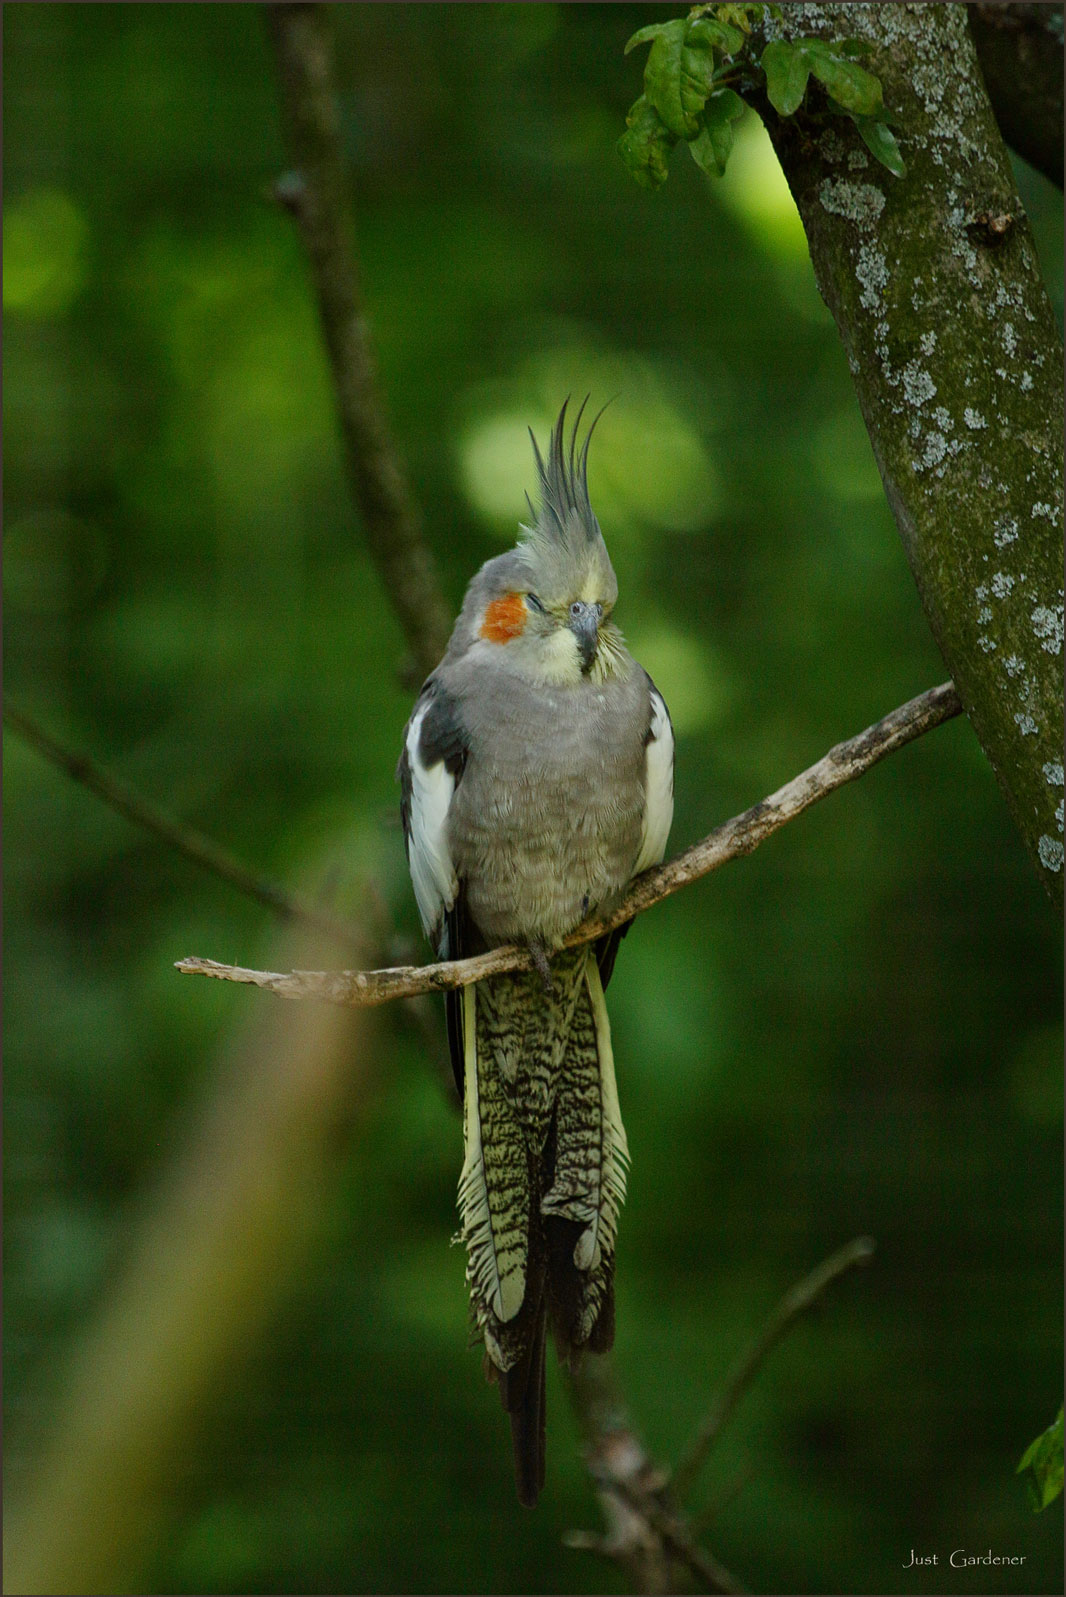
[4,702,363,954]
[265,2,452,683]
[176,680,963,1003]
[673,1235,876,1500]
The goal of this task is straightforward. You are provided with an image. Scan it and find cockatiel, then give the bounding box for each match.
[398,399,674,1506]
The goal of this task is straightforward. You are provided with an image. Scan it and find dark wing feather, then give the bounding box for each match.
[594,922,632,990]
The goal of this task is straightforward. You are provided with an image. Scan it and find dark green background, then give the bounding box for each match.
[4,5,1062,1593]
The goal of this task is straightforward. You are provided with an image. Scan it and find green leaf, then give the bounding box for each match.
[761,40,811,117]
[617,95,679,189]
[639,18,694,137]
[806,49,884,116]
[688,16,744,57]
[678,27,721,127]
[838,36,874,58]
[690,87,746,176]
[1017,1407,1064,1512]
[854,117,906,177]
[713,3,758,35]
[624,22,670,56]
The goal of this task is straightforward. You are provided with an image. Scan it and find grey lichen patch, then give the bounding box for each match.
[915,432,948,473]
[819,178,886,230]
[902,361,936,408]
[919,331,937,357]
[1003,654,1025,678]
[1030,602,1064,655]
[1020,372,1034,392]
[977,635,996,653]
[855,243,889,312]
[1037,836,1063,872]
[977,605,993,624]
[993,516,1018,548]
[819,129,846,165]
[1031,502,1058,521]
[1002,323,1017,357]
[990,572,1014,599]
[1043,762,1064,788]
[963,407,987,430]
[1014,713,1039,736]
[847,148,869,171]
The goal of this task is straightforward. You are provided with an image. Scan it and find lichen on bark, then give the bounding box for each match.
[756,3,1063,902]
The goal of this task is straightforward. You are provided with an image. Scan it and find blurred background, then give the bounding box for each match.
[4,5,1063,1593]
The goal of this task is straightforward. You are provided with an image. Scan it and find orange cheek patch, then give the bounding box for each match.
[480,593,527,643]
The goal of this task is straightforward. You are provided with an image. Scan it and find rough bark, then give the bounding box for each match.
[756,3,1064,904]
[969,2,1064,189]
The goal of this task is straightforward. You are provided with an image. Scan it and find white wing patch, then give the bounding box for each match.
[405,703,459,942]
[633,686,674,875]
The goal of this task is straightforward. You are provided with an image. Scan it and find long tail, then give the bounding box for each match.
[456,950,629,1506]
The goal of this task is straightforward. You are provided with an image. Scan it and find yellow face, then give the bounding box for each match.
[477,587,626,685]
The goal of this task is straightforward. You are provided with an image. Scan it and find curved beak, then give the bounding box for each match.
[568,603,600,674]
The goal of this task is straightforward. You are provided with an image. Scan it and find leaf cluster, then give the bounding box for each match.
[1017,1406,1064,1512]
[618,4,905,189]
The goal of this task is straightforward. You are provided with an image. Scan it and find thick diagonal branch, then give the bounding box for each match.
[176,680,963,1003]
[760,4,1063,902]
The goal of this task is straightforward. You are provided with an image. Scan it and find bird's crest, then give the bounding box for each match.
[519,398,617,603]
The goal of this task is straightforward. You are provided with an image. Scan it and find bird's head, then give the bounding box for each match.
[468,399,627,686]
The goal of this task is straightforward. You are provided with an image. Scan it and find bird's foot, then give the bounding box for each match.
[527,940,554,996]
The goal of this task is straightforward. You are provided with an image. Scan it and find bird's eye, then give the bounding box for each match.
[569,601,583,619]
[526,593,546,613]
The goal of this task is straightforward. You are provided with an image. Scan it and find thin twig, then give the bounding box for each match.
[176,681,963,1003]
[4,703,364,954]
[672,1236,877,1500]
[266,1,451,682]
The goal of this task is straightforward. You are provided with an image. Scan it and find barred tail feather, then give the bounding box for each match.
[541,957,630,1351]
[457,982,527,1334]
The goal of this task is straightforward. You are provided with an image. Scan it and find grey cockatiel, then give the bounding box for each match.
[399,399,674,1506]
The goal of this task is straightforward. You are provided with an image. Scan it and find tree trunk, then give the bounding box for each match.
[759,3,1063,903]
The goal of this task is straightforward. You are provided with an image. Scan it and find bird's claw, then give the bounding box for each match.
[528,941,554,996]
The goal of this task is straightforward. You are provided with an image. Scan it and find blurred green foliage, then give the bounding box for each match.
[1018,1406,1064,1512]
[4,5,1063,1593]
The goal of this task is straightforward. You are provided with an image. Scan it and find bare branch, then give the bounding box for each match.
[265,2,451,682]
[673,1236,876,1501]
[566,1354,745,1596]
[5,703,364,954]
[176,681,963,1003]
